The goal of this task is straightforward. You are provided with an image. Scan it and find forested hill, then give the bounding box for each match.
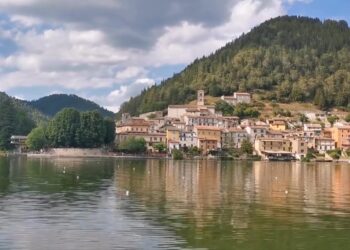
[117,16,350,117]
[29,94,115,118]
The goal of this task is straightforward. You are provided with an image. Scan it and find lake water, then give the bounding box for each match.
[0,157,350,250]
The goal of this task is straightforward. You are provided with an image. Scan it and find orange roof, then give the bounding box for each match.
[195,126,222,131]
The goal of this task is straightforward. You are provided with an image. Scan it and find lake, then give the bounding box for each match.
[0,157,350,250]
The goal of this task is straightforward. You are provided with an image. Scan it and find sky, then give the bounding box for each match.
[0,0,349,112]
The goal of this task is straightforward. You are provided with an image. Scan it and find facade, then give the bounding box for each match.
[255,138,293,160]
[269,119,287,131]
[331,126,350,149]
[116,118,150,134]
[304,123,322,136]
[179,131,198,148]
[221,129,249,149]
[245,125,268,142]
[314,137,336,153]
[221,92,251,105]
[194,126,222,154]
[116,132,166,153]
[290,137,308,160]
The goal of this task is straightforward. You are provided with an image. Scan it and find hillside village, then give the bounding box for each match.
[116,90,350,161]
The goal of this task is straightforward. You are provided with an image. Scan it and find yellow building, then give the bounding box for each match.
[269,119,287,131]
[194,126,222,154]
[331,126,350,149]
[166,127,180,143]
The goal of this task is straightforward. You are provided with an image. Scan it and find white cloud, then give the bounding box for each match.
[0,0,308,112]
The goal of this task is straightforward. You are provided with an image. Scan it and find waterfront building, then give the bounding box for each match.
[331,125,350,149]
[116,132,166,153]
[245,125,269,143]
[221,128,249,149]
[194,126,222,154]
[179,131,198,148]
[313,137,336,153]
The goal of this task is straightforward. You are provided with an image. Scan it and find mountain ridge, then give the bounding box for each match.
[116,15,350,118]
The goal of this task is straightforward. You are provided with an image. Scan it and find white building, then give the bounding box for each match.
[221,128,249,149]
[304,123,322,136]
[179,131,198,148]
[313,137,336,153]
[221,92,251,105]
[245,125,269,143]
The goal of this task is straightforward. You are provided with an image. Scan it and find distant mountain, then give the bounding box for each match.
[117,16,350,117]
[28,94,115,118]
[0,92,48,124]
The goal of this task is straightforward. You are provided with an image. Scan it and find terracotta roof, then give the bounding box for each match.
[195,126,223,131]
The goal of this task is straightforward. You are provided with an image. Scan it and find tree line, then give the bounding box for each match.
[26,108,115,151]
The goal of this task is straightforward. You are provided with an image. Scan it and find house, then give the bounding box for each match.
[269,118,287,131]
[221,128,249,149]
[331,125,350,149]
[179,131,198,149]
[313,137,336,153]
[254,138,293,160]
[11,135,28,153]
[166,127,180,145]
[290,136,308,160]
[245,125,269,142]
[116,118,150,134]
[304,123,322,136]
[221,92,251,105]
[116,132,166,153]
[194,126,222,154]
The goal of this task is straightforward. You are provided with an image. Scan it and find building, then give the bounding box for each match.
[221,128,249,149]
[116,118,150,134]
[254,138,294,160]
[179,131,198,149]
[290,137,308,160]
[304,123,322,136]
[194,126,222,154]
[166,127,181,151]
[331,126,350,149]
[221,92,251,105]
[313,137,336,153]
[116,132,166,153]
[11,135,28,153]
[269,118,287,131]
[245,125,269,142]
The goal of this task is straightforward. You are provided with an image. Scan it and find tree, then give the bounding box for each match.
[240,139,253,155]
[172,149,184,160]
[104,118,116,145]
[345,113,350,123]
[0,100,16,149]
[47,108,81,148]
[118,137,147,154]
[26,126,48,151]
[299,114,309,124]
[76,111,105,148]
[327,115,339,127]
[154,143,166,153]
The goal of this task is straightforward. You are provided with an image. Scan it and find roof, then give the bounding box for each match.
[168,105,196,109]
[235,92,251,96]
[258,138,290,142]
[167,127,180,131]
[195,126,223,131]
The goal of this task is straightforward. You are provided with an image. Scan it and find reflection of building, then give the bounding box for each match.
[116,132,166,153]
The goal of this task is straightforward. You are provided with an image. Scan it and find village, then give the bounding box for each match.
[116,90,350,161]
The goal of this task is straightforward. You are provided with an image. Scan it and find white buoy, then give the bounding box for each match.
[76,175,80,180]
[63,170,66,174]
[285,190,289,195]
[275,176,278,180]
[133,168,135,171]
[126,190,129,196]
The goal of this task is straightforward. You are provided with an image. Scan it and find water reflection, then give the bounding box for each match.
[0,157,350,249]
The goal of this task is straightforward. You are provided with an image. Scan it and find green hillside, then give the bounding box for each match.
[0,92,39,149]
[117,16,350,117]
[29,94,115,118]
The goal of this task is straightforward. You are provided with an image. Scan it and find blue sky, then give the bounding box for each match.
[0,0,348,112]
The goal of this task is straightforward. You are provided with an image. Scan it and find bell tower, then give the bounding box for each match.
[197,90,205,106]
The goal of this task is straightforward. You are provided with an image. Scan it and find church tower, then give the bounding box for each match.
[197,90,205,106]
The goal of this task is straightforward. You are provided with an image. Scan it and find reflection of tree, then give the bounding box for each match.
[0,157,10,192]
